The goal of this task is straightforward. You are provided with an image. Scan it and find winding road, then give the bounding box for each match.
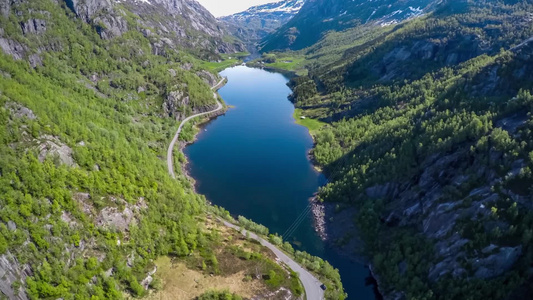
[166,77,325,300]
[167,78,225,178]
[220,219,325,300]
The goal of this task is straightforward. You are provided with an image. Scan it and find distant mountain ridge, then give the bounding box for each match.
[260,0,442,52]
[220,0,305,47]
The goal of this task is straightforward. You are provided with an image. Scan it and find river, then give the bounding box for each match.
[184,66,375,300]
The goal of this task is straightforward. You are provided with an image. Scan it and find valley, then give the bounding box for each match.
[1,0,533,299]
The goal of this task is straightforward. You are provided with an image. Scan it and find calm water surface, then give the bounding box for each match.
[184,66,375,300]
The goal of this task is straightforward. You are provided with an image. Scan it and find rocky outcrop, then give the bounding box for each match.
[64,0,127,39]
[37,135,76,167]
[0,252,31,300]
[196,70,219,87]
[4,102,36,120]
[322,112,531,298]
[116,0,245,54]
[162,85,218,120]
[0,38,27,60]
[20,18,47,35]
[95,197,147,231]
[141,266,157,290]
[163,86,190,119]
[3,0,243,57]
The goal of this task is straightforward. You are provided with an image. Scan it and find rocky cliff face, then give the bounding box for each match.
[0,0,243,62]
[119,0,245,55]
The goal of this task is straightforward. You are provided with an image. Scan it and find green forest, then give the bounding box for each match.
[273,0,533,299]
[0,0,218,297]
[0,0,344,299]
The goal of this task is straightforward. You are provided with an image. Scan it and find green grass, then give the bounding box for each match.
[265,56,305,70]
[250,53,308,75]
[293,108,326,134]
[200,52,249,72]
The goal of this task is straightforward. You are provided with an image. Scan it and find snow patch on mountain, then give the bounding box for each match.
[377,6,426,27]
[225,0,304,19]
[220,0,306,45]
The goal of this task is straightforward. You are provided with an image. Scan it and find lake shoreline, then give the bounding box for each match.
[183,65,376,300]
[177,84,229,192]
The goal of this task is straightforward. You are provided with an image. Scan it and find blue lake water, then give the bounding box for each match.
[184,66,375,300]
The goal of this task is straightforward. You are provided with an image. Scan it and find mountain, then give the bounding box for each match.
[67,0,246,56]
[261,0,442,52]
[220,0,305,47]
[259,0,533,299]
[0,0,345,299]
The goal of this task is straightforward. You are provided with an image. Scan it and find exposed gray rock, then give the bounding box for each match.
[20,19,47,35]
[428,257,466,282]
[0,0,10,17]
[482,244,498,255]
[28,53,42,68]
[423,209,458,239]
[180,63,193,71]
[435,234,469,257]
[163,86,188,119]
[141,266,157,290]
[0,252,30,300]
[73,192,94,216]
[496,112,529,135]
[473,246,522,279]
[384,46,412,62]
[0,38,27,60]
[118,0,244,54]
[37,135,76,166]
[220,0,305,48]
[141,275,153,290]
[127,252,135,267]
[93,13,128,39]
[5,102,36,120]
[96,206,135,231]
[61,211,78,228]
[69,0,113,23]
[7,220,16,231]
[95,198,147,231]
[196,70,219,87]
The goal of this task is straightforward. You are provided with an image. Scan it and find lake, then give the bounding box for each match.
[184,66,375,300]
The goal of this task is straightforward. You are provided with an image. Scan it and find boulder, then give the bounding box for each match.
[37,135,76,167]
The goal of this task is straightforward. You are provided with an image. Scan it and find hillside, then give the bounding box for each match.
[220,0,305,47]
[260,0,441,52]
[261,0,533,299]
[0,0,343,299]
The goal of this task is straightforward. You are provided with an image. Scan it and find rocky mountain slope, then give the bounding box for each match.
[263,0,533,299]
[261,0,442,52]
[0,0,324,298]
[220,0,304,46]
[66,0,245,57]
